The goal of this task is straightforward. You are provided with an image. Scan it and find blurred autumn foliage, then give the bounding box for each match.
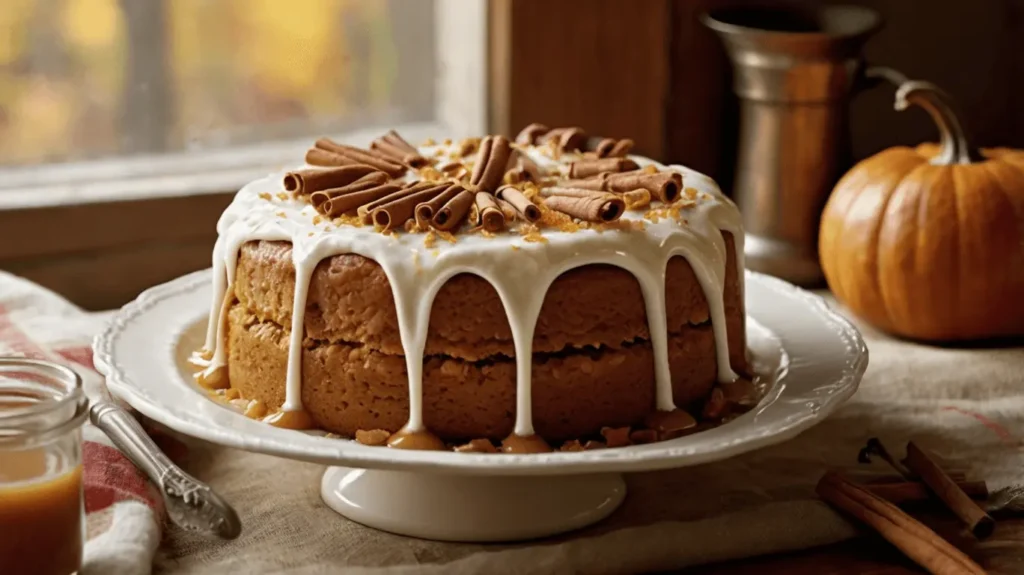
[0,0,434,166]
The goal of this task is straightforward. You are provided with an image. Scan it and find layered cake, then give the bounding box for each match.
[192,125,751,453]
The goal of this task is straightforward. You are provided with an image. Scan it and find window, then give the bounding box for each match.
[0,0,485,309]
[0,0,485,197]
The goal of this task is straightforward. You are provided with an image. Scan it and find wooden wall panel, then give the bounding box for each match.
[0,193,231,309]
[5,237,215,311]
[849,0,1024,157]
[664,0,743,191]
[489,0,671,159]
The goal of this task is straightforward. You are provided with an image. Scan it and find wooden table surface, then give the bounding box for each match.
[691,511,1024,574]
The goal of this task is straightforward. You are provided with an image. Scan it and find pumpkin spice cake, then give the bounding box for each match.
[191,125,751,453]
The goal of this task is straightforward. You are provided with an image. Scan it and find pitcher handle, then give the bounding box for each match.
[856,65,909,92]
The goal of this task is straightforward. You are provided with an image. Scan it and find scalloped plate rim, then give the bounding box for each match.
[92,269,867,476]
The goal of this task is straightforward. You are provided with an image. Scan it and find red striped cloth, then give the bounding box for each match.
[1,271,164,573]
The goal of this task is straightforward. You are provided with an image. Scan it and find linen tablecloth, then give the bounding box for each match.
[0,271,163,575]
[2,269,1022,574]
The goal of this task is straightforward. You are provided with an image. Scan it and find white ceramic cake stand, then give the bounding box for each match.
[93,270,866,542]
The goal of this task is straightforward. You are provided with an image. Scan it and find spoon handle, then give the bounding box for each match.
[89,400,242,539]
[90,400,174,480]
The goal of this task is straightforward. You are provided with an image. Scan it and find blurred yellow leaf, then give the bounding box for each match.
[0,0,32,65]
[60,0,122,50]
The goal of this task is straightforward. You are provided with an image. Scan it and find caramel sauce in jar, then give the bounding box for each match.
[0,449,83,575]
[0,358,88,575]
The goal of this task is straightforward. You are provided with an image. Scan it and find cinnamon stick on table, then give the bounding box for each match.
[817,471,986,575]
[867,481,989,504]
[903,442,995,539]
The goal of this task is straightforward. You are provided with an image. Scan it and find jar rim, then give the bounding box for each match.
[0,357,87,440]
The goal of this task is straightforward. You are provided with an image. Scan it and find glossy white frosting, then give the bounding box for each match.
[196,141,745,437]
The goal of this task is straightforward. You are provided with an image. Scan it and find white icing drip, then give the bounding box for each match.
[203,236,227,352]
[201,143,746,432]
[638,269,674,411]
[284,250,316,411]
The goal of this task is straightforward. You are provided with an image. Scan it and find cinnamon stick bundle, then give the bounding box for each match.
[451,138,477,158]
[542,127,587,152]
[558,177,607,191]
[314,138,406,176]
[817,472,986,575]
[283,165,380,196]
[903,442,995,539]
[515,123,550,145]
[623,188,652,210]
[432,189,475,231]
[470,135,512,193]
[505,150,544,183]
[584,136,635,158]
[586,137,617,158]
[371,183,450,231]
[370,130,427,167]
[609,139,634,157]
[606,171,682,203]
[568,158,639,179]
[496,185,541,222]
[439,161,465,175]
[309,172,390,209]
[322,183,402,218]
[559,171,681,203]
[415,184,463,228]
[306,147,360,168]
[495,198,518,222]
[474,192,505,232]
[539,187,611,199]
[358,181,438,224]
[542,188,625,222]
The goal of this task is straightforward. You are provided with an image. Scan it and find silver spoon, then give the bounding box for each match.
[986,484,1024,515]
[89,400,242,539]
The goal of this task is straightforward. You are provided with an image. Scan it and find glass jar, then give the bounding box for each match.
[0,357,89,575]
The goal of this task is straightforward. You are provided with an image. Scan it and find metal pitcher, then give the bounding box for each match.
[703,5,882,286]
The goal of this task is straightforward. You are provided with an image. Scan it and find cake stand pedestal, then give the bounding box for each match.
[320,467,626,542]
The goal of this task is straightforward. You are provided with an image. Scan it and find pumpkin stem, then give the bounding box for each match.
[893,81,984,165]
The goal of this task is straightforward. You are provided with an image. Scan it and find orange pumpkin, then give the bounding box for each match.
[820,80,1024,341]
